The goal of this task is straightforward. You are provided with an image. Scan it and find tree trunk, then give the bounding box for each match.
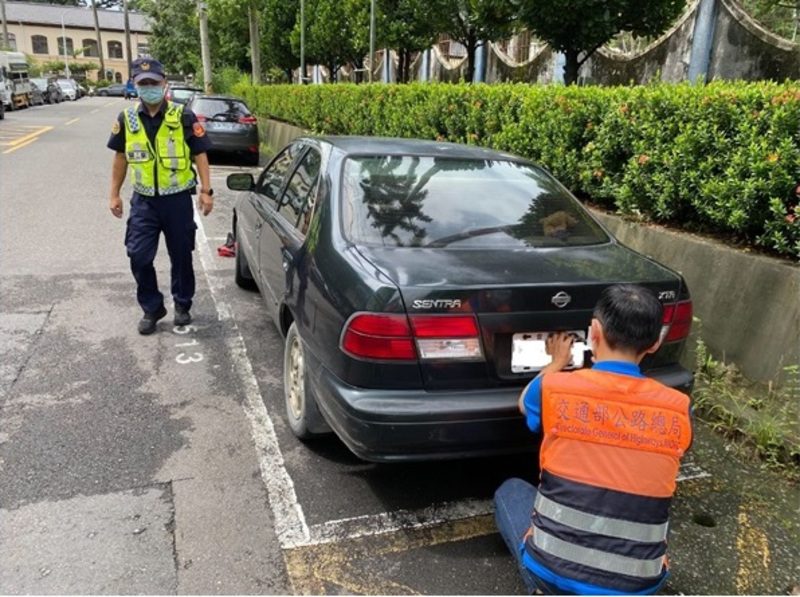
[399,49,409,83]
[328,61,336,83]
[564,48,579,85]
[248,0,261,84]
[465,33,476,83]
[354,57,364,84]
[91,0,105,81]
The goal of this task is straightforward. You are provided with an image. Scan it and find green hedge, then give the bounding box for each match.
[232,81,800,259]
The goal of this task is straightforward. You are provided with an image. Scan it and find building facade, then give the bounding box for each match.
[2,1,150,82]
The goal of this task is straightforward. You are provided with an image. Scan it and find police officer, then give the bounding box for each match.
[107,58,213,334]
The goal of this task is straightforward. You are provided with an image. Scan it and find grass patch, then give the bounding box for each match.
[693,339,800,477]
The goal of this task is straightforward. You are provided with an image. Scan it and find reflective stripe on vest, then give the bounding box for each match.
[531,529,665,579]
[525,369,692,592]
[123,102,195,196]
[534,492,669,543]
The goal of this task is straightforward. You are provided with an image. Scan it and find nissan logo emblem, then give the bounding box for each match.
[551,291,571,309]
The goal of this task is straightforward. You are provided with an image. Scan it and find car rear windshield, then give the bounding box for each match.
[172,89,197,101]
[191,98,250,119]
[341,156,609,248]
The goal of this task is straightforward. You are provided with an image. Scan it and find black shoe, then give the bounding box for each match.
[174,305,192,326]
[138,306,167,335]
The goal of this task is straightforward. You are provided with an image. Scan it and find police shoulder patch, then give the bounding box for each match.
[193,122,206,137]
[111,120,121,135]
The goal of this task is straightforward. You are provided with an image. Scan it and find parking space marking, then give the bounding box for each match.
[0,125,53,147]
[194,210,712,568]
[103,100,118,107]
[194,211,311,549]
[90,108,100,114]
[2,136,39,154]
[65,118,80,126]
[285,515,496,594]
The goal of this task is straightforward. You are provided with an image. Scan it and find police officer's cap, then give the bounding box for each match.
[132,58,165,84]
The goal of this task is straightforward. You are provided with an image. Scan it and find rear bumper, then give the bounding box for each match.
[205,131,259,152]
[309,360,694,463]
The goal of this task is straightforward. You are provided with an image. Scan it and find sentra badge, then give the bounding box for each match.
[412,299,462,309]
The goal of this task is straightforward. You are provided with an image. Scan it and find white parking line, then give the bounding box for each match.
[194,211,311,549]
[194,216,711,550]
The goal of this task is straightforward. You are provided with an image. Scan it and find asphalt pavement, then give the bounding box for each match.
[0,98,798,595]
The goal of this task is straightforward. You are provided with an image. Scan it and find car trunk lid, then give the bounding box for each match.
[354,242,684,390]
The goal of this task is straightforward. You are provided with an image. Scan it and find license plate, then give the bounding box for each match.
[511,331,588,373]
[210,122,240,131]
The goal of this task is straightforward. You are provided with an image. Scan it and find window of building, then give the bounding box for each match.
[114,71,122,83]
[82,39,99,57]
[32,35,49,55]
[136,43,150,57]
[108,40,123,59]
[58,36,74,56]
[3,32,16,51]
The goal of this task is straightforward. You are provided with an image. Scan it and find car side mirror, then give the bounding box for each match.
[227,173,255,191]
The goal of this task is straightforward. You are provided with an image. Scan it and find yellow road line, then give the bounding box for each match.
[9,126,53,146]
[65,117,80,126]
[285,515,495,594]
[90,108,100,114]
[735,506,771,593]
[103,100,117,107]
[3,136,38,154]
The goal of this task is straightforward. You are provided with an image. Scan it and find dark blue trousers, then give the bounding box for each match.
[125,192,197,314]
[495,478,564,595]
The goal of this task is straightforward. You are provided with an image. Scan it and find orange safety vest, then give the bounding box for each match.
[525,369,692,593]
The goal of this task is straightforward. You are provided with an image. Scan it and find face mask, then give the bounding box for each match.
[137,85,164,105]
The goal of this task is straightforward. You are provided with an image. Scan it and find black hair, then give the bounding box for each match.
[593,285,663,354]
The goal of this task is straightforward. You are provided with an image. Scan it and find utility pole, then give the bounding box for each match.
[368,0,375,83]
[248,0,261,84]
[299,0,305,83]
[197,0,213,92]
[91,0,106,81]
[122,0,132,80]
[0,0,9,49]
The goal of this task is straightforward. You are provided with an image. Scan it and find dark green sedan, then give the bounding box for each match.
[227,137,694,462]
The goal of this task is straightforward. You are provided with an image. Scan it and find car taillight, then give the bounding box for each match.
[661,300,693,342]
[341,313,483,361]
[410,315,483,360]
[341,314,416,360]
[239,115,257,124]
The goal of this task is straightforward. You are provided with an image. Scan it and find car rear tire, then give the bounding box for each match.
[283,322,331,439]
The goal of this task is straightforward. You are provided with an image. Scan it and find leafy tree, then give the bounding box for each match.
[207,0,252,73]
[438,0,517,83]
[290,0,368,82]
[262,0,300,80]
[739,0,800,40]
[518,0,685,84]
[377,0,443,82]
[137,0,200,75]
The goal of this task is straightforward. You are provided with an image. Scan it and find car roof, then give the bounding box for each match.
[312,136,529,162]
[170,84,201,90]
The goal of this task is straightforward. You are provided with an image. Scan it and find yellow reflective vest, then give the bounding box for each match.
[123,102,196,196]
